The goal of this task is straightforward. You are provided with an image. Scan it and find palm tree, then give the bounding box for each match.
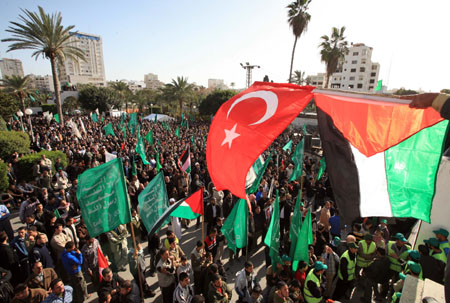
[110,81,131,112]
[164,76,195,117]
[290,70,306,85]
[319,26,349,89]
[1,75,33,133]
[287,0,312,83]
[2,6,85,125]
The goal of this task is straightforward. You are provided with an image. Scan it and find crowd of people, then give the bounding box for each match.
[0,113,448,303]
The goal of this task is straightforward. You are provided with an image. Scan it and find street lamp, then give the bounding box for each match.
[151,103,154,114]
[16,110,24,132]
[25,108,34,142]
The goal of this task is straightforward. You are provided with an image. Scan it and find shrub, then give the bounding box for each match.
[0,117,7,131]
[16,150,68,181]
[41,104,57,114]
[0,161,8,193]
[0,131,30,161]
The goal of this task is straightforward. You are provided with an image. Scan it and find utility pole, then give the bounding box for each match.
[240,62,260,88]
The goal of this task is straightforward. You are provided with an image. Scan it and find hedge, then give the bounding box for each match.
[0,117,7,131]
[0,161,8,193]
[0,131,30,161]
[16,150,68,182]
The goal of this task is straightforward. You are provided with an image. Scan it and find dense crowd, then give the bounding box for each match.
[0,113,448,303]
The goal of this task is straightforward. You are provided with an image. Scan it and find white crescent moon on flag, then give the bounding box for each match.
[226,90,278,126]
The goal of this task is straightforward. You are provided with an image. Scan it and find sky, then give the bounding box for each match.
[0,0,449,91]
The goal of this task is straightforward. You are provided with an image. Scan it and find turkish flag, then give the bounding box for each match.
[206,82,314,199]
[97,247,108,282]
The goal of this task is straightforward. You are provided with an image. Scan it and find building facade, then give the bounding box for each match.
[208,79,227,90]
[0,58,24,79]
[307,73,326,88]
[58,32,106,87]
[329,43,380,92]
[144,73,165,90]
[29,74,54,93]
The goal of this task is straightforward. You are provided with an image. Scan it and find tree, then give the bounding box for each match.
[0,90,20,120]
[135,89,160,114]
[287,0,312,83]
[2,6,85,126]
[1,75,31,114]
[393,88,418,96]
[62,96,79,113]
[319,26,349,89]
[290,70,306,85]
[162,76,195,117]
[109,81,131,112]
[78,85,121,113]
[199,89,238,116]
[0,131,30,160]
[440,89,450,94]
[263,75,270,82]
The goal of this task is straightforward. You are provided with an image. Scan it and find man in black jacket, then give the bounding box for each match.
[362,247,390,302]
[118,280,141,303]
[97,268,124,301]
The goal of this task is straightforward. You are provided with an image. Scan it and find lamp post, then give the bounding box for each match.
[25,108,34,142]
[151,103,154,114]
[16,110,24,132]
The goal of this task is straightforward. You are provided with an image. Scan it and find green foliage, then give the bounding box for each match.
[16,150,68,181]
[0,161,8,192]
[319,26,349,88]
[0,131,30,160]
[0,117,7,131]
[199,89,238,116]
[0,91,19,120]
[440,89,450,94]
[41,104,57,114]
[135,89,161,114]
[161,76,195,117]
[62,96,80,112]
[78,85,122,113]
[393,88,418,96]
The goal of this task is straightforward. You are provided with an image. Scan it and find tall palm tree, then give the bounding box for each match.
[2,6,85,125]
[164,76,195,117]
[290,70,306,85]
[319,26,349,89]
[110,81,131,112]
[1,75,33,133]
[287,0,312,83]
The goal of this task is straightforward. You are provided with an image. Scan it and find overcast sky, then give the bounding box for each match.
[1,0,448,91]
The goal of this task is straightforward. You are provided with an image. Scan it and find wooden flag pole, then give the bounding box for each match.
[129,222,145,303]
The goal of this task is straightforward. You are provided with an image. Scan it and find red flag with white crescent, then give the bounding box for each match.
[97,247,108,282]
[206,82,314,199]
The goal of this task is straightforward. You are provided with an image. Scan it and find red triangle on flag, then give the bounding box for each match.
[97,247,108,282]
[185,188,204,215]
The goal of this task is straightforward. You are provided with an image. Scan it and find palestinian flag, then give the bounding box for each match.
[315,91,448,225]
[178,147,191,173]
[170,188,204,219]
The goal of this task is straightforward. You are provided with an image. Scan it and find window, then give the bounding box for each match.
[349,84,354,88]
[357,83,363,89]
[352,60,357,64]
[371,72,376,77]
[369,79,375,84]
[318,82,323,85]
[360,67,366,72]
[351,68,356,73]
[362,49,367,56]
[361,59,367,64]
[359,76,364,81]
[372,65,378,70]
[349,76,355,81]
[353,52,359,56]
[369,86,374,90]
[344,69,347,72]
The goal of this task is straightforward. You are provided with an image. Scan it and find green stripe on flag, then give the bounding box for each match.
[264,191,281,266]
[385,120,449,222]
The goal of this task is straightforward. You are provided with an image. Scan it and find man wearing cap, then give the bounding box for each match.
[434,228,450,257]
[304,261,326,303]
[363,247,390,302]
[376,219,390,244]
[427,237,447,265]
[387,233,411,279]
[333,242,358,300]
[404,260,423,280]
[356,234,377,277]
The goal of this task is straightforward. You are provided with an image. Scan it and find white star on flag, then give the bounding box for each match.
[221,123,240,149]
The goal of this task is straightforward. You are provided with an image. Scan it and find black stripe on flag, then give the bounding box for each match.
[178,148,190,172]
[316,107,361,225]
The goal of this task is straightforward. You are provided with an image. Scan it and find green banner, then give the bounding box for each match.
[221,198,248,253]
[145,130,153,146]
[175,126,180,138]
[128,113,137,135]
[289,139,304,181]
[54,114,60,123]
[264,191,281,265]
[76,158,131,237]
[247,152,272,194]
[317,157,326,180]
[138,171,170,233]
[91,113,98,122]
[282,140,293,152]
[104,123,115,136]
[293,209,313,271]
[136,135,150,165]
[289,190,303,259]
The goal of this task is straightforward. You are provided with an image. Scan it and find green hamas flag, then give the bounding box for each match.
[302,124,308,135]
[54,114,60,123]
[289,190,303,259]
[163,121,168,130]
[282,140,293,152]
[317,157,326,180]
[136,135,150,165]
[138,171,170,233]
[289,139,304,181]
[375,80,383,91]
[292,208,313,271]
[175,126,180,138]
[221,198,248,253]
[91,113,98,122]
[29,94,36,102]
[154,114,157,123]
[247,152,272,194]
[145,130,153,146]
[119,115,124,129]
[128,113,137,135]
[13,113,19,121]
[122,125,127,141]
[104,123,115,136]
[191,135,196,152]
[54,209,61,219]
[156,150,162,172]
[101,116,104,123]
[76,158,131,237]
[131,155,137,176]
[264,191,281,266]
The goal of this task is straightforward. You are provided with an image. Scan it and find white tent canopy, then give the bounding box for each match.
[143,113,175,121]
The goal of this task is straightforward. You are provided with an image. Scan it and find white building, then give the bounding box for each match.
[144,73,165,90]
[208,79,228,90]
[307,73,325,88]
[329,43,380,92]
[0,58,24,79]
[29,74,54,93]
[58,32,106,87]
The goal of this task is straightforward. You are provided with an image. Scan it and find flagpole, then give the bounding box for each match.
[129,222,145,303]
